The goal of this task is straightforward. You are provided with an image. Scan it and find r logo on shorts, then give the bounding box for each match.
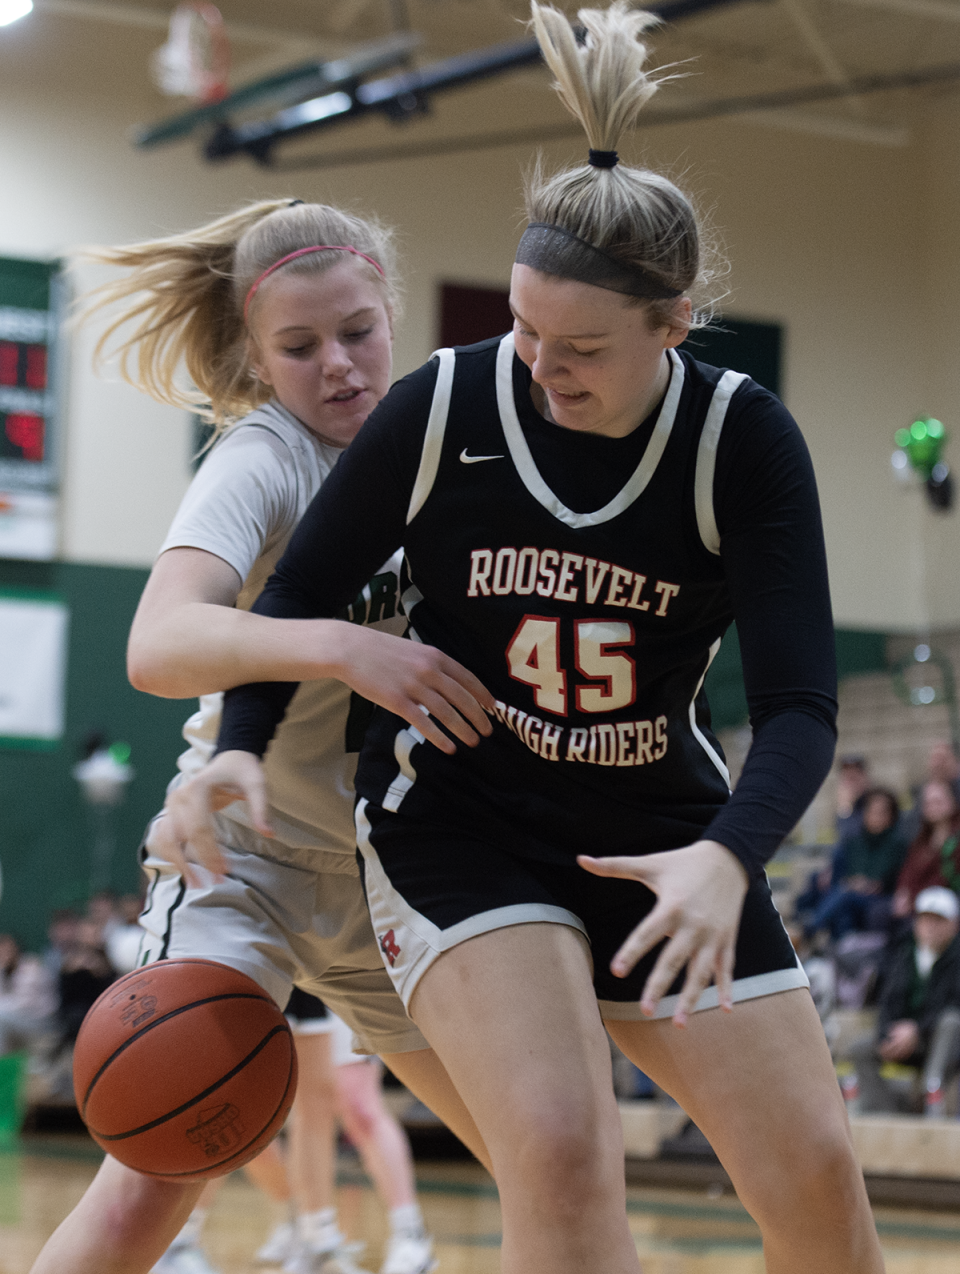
[379,929,401,966]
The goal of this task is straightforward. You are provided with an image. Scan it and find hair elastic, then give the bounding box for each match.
[243,245,385,322]
[588,149,619,168]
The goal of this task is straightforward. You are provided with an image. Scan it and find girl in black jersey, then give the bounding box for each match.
[188,5,882,1271]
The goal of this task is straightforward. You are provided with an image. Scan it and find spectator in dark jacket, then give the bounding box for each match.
[56,919,115,1048]
[835,755,871,843]
[811,788,908,939]
[848,887,960,1116]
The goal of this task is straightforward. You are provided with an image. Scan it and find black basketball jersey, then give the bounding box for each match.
[354,333,741,849]
[220,335,837,877]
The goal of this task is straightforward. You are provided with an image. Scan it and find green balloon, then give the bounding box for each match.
[897,417,947,478]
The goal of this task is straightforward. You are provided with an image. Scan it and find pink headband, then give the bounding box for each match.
[243,245,386,322]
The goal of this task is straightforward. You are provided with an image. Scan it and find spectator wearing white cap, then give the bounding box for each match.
[848,886,960,1116]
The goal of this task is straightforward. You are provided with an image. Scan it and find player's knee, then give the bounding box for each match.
[506,1098,613,1210]
[339,1094,380,1144]
[742,1122,862,1231]
[98,1178,190,1253]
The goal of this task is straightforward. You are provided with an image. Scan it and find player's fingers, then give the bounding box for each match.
[609,902,675,979]
[435,673,494,738]
[391,702,457,755]
[413,690,484,749]
[637,929,699,1017]
[672,944,720,1027]
[146,815,203,889]
[577,854,652,884]
[231,769,273,839]
[437,658,496,719]
[715,935,736,1012]
[163,787,231,878]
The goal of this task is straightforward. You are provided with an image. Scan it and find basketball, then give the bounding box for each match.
[73,959,297,1181]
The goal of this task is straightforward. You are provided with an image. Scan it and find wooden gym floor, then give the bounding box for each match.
[2,1137,960,1273]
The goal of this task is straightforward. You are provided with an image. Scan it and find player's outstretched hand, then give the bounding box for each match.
[577,841,749,1028]
[330,625,495,755]
[147,750,272,887]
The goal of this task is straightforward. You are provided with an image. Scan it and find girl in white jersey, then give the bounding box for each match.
[29,200,491,1274]
[175,7,885,1274]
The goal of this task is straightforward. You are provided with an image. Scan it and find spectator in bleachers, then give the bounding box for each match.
[848,887,960,1116]
[0,933,57,1057]
[835,754,871,842]
[901,741,960,843]
[56,919,115,1049]
[928,741,960,799]
[84,890,118,938]
[40,910,81,977]
[892,780,960,919]
[809,788,908,939]
[794,756,873,930]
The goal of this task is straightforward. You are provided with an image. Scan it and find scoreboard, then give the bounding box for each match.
[0,255,61,560]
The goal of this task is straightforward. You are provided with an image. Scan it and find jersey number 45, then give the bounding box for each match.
[506,616,636,717]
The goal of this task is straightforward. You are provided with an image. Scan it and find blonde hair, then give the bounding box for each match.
[85,200,398,428]
[526,2,724,327]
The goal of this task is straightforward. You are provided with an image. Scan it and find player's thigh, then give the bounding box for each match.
[607,989,856,1202]
[409,923,620,1159]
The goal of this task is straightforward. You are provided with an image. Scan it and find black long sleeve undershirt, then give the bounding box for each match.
[219,353,837,878]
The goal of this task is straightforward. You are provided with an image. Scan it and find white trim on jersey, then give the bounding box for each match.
[356,799,587,1009]
[598,966,809,1021]
[693,369,749,555]
[494,335,686,529]
[401,582,424,615]
[688,638,732,790]
[406,346,456,525]
[382,724,425,812]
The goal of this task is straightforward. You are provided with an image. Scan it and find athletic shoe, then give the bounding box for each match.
[257,1221,300,1264]
[150,1241,222,1274]
[380,1232,438,1274]
[283,1240,374,1274]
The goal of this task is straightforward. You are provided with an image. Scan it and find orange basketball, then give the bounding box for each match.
[73,959,297,1180]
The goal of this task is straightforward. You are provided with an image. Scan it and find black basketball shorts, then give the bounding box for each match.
[355,797,807,1020]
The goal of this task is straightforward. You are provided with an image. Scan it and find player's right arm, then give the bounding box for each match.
[215,362,496,761]
[127,545,406,701]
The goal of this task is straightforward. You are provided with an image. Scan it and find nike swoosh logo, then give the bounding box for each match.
[460,449,505,464]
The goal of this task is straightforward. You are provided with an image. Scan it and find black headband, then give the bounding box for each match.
[515,222,683,300]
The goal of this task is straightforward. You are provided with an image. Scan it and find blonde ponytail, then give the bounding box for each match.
[531,2,661,153]
[525,2,725,327]
[84,200,398,430]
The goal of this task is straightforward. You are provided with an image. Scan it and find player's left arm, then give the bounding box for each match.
[581,386,837,1023]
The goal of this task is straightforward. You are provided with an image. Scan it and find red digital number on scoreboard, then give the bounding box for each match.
[0,341,47,390]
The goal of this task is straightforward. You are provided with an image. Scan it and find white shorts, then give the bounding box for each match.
[287,1006,374,1068]
[137,811,426,1057]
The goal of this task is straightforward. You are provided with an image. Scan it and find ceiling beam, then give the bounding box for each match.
[269,59,955,170]
[32,0,319,48]
[839,0,960,20]
[187,0,757,163]
[779,0,867,115]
